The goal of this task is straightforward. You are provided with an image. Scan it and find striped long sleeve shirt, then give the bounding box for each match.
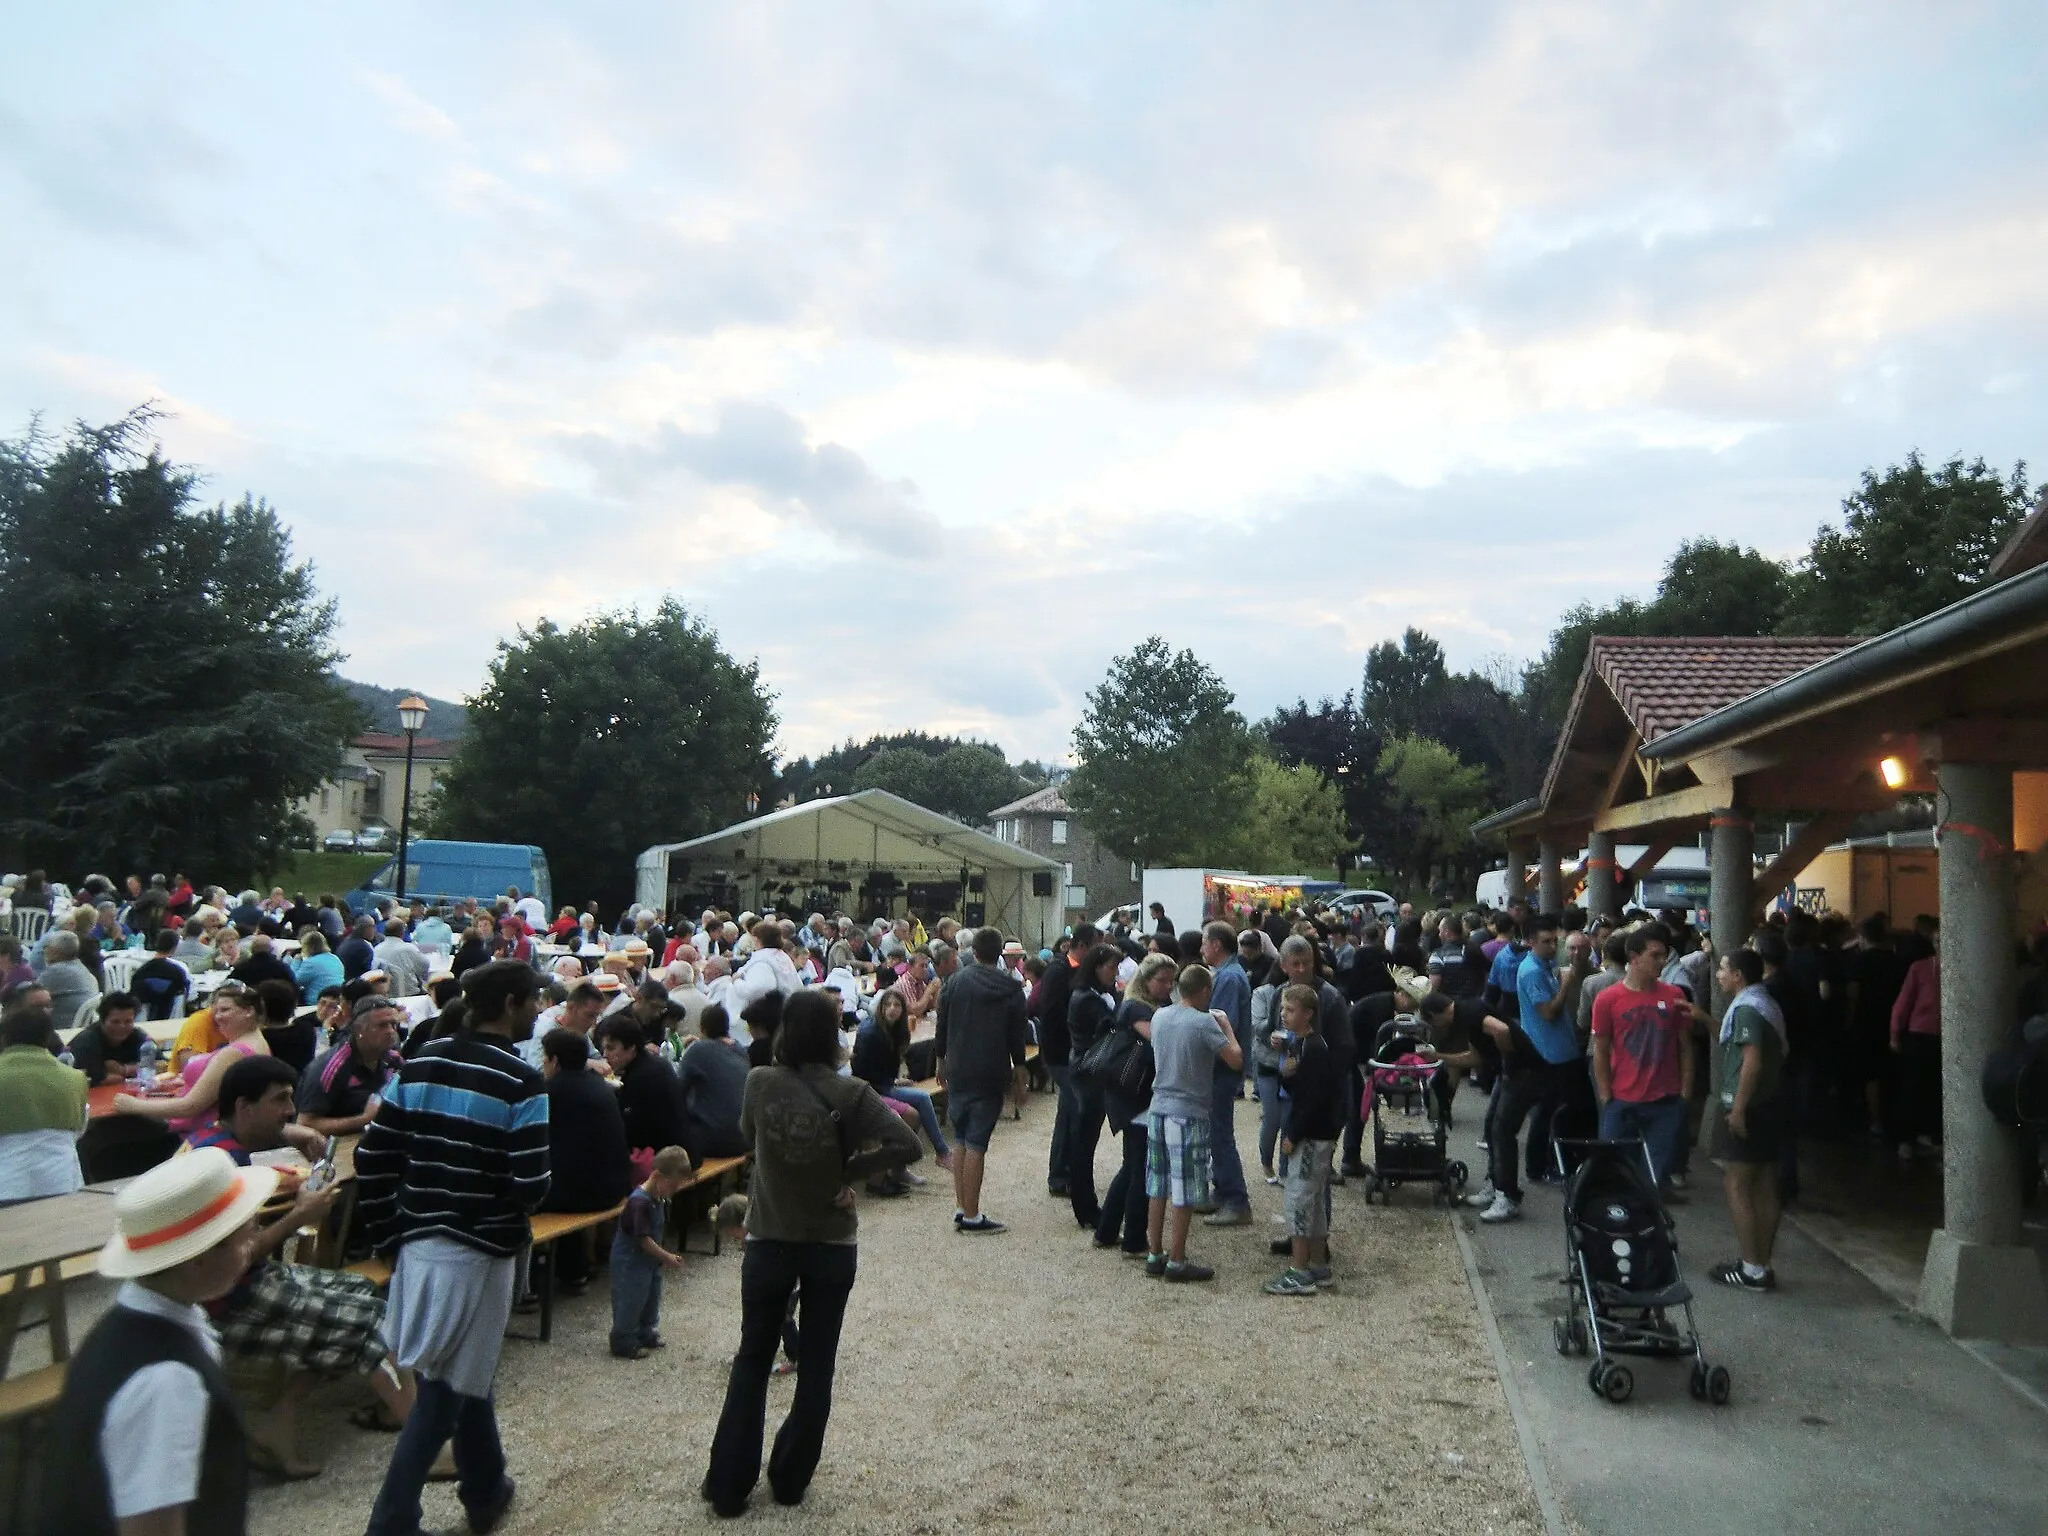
[354,1030,551,1258]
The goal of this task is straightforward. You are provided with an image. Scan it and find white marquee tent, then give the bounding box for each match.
[634,789,1065,949]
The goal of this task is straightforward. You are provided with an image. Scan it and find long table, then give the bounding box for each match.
[0,1192,116,1376]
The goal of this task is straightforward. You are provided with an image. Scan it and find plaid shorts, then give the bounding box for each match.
[1283,1139,1335,1240]
[1144,1114,1211,1209]
[217,1260,390,1375]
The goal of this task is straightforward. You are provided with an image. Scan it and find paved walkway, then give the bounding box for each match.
[1447,1086,2048,1535]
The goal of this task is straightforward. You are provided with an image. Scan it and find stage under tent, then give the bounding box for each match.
[634,788,1065,950]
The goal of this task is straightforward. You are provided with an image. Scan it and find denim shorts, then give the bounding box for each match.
[948,1089,1003,1152]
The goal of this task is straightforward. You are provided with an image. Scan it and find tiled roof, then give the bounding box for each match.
[988,785,1069,818]
[353,733,455,757]
[1590,636,1858,742]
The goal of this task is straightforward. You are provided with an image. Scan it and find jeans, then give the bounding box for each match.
[1068,1079,1107,1226]
[885,1085,950,1158]
[1047,1063,1076,1191]
[1096,1120,1151,1253]
[1341,1062,1367,1169]
[1208,1071,1250,1211]
[1490,1061,1595,1201]
[1597,1097,1689,1187]
[704,1240,859,1514]
[1254,1072,1288,1176]
[364,1376,507,1536]
[609,1251,663,1355]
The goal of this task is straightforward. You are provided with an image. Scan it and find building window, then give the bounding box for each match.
[1051,819,1069,846]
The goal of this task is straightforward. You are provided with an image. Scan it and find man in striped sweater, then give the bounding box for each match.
[360,960,550,1536]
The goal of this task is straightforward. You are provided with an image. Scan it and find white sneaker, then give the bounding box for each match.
[1477,1192,1523,1224]
[1464,1182,1496,1209]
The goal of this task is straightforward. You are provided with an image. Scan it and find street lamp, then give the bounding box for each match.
[395,694,428,905]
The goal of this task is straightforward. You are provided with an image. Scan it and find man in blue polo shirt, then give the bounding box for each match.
[1478,913,1592,1223]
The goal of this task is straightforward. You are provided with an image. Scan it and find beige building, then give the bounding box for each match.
[297,733,454,836]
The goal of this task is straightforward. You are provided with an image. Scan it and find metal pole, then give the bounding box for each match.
[396,729,417,904]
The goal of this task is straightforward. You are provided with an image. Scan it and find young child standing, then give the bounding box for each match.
[611,1146,692,1359]
[1266,983,1341,1297]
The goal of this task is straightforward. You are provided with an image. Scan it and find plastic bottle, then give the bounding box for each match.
[137,1038,158,1087]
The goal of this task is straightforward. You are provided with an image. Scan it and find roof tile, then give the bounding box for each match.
[1590,636,1859,743]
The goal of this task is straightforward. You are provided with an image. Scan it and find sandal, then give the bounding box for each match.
[347,1404,403,1433]
[245,1439,324,1482]
[771,1359,798,1377]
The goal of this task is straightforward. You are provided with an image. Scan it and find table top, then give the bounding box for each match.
[0,1192,116,1274]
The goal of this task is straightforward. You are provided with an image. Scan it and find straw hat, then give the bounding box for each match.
[622,942,653,959]
[591,972,623,993]
[99,1147,279,1279]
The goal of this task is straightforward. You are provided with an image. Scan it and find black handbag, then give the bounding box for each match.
[1075,1022,1140,1087]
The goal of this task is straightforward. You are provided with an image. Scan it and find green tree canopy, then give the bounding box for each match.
[432,598,776,911]
[0,411,361,878]
[1067,636,1256,867]
[849,746,935,806]
[1376,734,1493,896]
[1215,756,1350,876]
[1784,453,2031,635]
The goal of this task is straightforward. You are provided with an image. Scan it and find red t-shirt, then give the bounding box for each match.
[1590,980,1691,1103]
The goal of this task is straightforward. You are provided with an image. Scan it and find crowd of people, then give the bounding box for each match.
[3,855,2022,1532]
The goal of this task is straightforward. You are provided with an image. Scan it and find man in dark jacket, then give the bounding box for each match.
[539,1026,632,1290]
[935,927,1030,1233]
[1034,923,1094,1196]
[337,917,378,982]
[229,933,298,991]
[599,1017,686,1157]
[674,1011,750,1164]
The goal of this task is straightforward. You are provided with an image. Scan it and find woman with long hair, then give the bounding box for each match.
[1095,953,1172,1256]
[702,988,920,1517]
[1063,942,1124,1230]
[113,983,271,1141]
[851,989,953,1172]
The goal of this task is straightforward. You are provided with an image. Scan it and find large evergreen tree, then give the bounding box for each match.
[0,411,361,879]
[432,599,776,911]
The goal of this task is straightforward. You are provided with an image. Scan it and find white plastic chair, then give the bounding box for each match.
[7,909,49,943]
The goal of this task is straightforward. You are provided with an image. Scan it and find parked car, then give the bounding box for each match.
[354,825,396,854]
[321,828,358,852]
[1326,888,1398,921]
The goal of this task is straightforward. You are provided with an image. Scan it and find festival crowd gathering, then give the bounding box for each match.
[0,861,2013,1533]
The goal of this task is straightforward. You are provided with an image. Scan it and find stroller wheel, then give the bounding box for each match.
[1553,1318,1573,1356]
[1601,1363,1635,1403]
[1708,1365,1732,1405]
[1569,1317,1589,1355]
[1689,1362,1709,1401]
[1448,1160,1468,1189]
[1586,1361,1606,1397]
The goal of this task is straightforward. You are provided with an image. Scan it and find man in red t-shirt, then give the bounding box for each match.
[1591,927,1705,1198]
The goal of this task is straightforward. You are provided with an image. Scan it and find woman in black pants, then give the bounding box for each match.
[1096,955,1173,1254]
[1065,944,1124,1228]
[703,989,920,1518]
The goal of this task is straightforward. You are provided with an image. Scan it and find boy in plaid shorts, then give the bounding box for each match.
[1265,984,1341,1296]
[1143,965,1243,1282]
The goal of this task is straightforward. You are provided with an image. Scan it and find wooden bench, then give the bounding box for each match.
[913,1046,1038,1121]
[0,1255,97,1299]
[0,1362,67,1533]
[673,1154,749,1255]
[0,1363,65,1426]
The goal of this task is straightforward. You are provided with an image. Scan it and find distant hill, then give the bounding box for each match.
[344,681,469,741]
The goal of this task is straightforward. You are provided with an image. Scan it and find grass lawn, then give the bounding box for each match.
[256,850,385,898]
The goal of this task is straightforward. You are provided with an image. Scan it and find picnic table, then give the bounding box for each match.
[0,1191,116,1377]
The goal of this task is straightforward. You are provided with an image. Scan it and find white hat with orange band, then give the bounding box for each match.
[97,1146,280,1279]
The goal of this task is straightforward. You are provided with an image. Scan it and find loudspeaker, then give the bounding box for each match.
[1031,872,1055,897]
[968,875,985,893]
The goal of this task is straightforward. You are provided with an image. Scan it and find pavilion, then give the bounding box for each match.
[1471,521,2048,1344]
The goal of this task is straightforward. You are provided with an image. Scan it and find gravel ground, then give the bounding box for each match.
[244,1091,1545,1535]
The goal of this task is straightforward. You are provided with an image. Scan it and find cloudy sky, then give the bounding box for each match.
[5,3,2043,762]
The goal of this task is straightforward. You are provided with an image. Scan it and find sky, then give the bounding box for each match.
[5,2,2045,764]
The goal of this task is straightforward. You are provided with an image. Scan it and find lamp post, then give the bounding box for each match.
[395,695,428,905]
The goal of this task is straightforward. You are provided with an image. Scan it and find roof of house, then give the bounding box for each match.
[1586,636,1859,744]
[1987,490,2048,583]
[353,733,455,757]
[988,785,1070,818]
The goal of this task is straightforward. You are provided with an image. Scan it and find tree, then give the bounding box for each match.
[1067,637,1257,867]
[1216,756,1350,875]
[0,411,362,878]
[849,747,935,807]
[778,730,1027,809]
[927,743,1028,824]
[1360,628,1448,741]
[1376,735,1494,897]
[1784,453,2031,635]
[432,598,776,910]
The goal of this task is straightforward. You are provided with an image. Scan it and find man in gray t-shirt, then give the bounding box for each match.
[1143,966,1243,1282]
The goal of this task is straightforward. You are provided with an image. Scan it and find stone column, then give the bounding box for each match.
[1917,763,2048,1342]
[1504,842,1529,905]
[1585,830,1618,921]
[1704,811,1753,1146]
[1536,837,1563,913]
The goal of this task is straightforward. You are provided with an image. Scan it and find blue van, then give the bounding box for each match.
[346,840,551,916]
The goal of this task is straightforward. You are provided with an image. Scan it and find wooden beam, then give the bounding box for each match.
[1594,780,1733,834]
[1919,717,2048,768]
[1750,811,1859,920]
[1593,729,1643,818]
[1623,840,1674,884]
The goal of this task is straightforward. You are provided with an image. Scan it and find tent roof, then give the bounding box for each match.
[638,789,1063,873]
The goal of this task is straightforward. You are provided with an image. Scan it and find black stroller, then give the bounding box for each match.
[1551,1137,1730,1406]
[1359,1017,1468,1206]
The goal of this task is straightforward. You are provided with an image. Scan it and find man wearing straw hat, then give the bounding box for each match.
[359,959,550,1536]
[41,1145,279,1534]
